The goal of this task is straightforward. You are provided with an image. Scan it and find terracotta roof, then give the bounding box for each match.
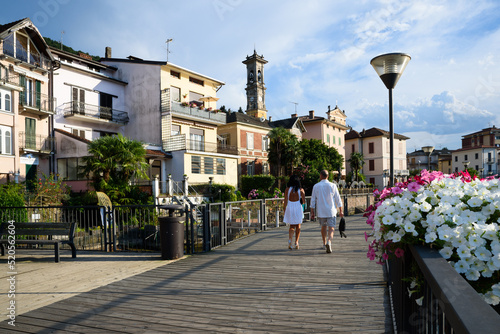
[146,149,172,158]
[345,127,410,140]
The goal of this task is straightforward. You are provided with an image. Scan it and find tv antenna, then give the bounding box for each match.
[166,38,173,62]
[290,101,298,113]
[60,31,65,50]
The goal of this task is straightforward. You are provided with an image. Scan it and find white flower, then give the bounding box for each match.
[437,226,453,242]
[425,232,437,243]
[382,215,395,225]
[492,283,500,297]
[439,247,453,259]
[465,269,481,281]
[467,197,483,208]
[408,209,422,222]
[415,193,427,203]
[415,296,424,306]
[474,247,492,262]
[457,245,471,259]
[482,291,500,306]
[454,260,470,273]
[468,234,486,248]
[420,201,432,212]
[492,253,500,268]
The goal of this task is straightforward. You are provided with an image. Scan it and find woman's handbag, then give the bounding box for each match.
[338,217,346,238]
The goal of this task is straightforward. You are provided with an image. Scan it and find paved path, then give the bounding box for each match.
[0,214,392,333]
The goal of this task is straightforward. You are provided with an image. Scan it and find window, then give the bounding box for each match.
[464,155,468,161]
[191,156,201,174]
[189,77,204,86]
[247,133,254,150]
[216,158,226,175]
[5,93,10,111]
[25,118,36,150]
[219,133,229,147]
[455,156,458,162]
[170,70,180,79]
[72,87,86,114]
[189,91,203,105]
[72,129,86,139]
[326,134,330,144]
[338,137,341,145]
[0,125,12,155]
[171,86,181,102]
[262,162,269,175]
[369,160,375,171]
[204,157,213,174]
[369,142,374,154]
[333,136,336,145]
[262,135,268,151]
[370,178,375,185]
[475,153,479,159]
[57,158,86,180]
[190,128,204,151]
[99,92,113,120]
[351,144,355,153]
[247,161,255,176]
[172,124,181,136]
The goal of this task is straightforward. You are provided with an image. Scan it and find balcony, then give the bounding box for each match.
[19,90,56,118]
[1,39,51,72]
[0,75,23,91]
[18,132,55,154]
[161,91,226,124]
[163,134,238,155]
[62,102,129,125]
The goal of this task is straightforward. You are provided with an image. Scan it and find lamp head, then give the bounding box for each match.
[371,53,411,89]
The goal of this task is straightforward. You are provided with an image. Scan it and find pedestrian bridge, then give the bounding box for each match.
[0,215,391,333]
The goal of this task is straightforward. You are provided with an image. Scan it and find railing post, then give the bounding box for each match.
[183,175,189,197]
[166,174,173,196]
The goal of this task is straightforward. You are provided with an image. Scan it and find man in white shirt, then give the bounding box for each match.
[310,170,343,253]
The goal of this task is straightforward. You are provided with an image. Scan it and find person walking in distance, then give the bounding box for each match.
[310,170,343,253]
[283,175,306,250]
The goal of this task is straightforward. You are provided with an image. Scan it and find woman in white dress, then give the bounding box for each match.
[283,175,306,249]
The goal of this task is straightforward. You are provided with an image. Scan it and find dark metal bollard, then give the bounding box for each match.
[159,204,185,260]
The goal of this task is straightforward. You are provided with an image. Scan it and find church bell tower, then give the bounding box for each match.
[243,50,268,119]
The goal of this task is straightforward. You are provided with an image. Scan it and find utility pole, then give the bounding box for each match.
[290,101,298,114]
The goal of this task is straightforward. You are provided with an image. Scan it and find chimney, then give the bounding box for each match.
[309,110,315,119]
[105,46,112,58]
[269,116,272,122]
[291,113,297,118]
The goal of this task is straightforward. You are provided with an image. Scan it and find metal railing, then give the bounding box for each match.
[161,90,227,124]
[2,39,52,70]
[162,134,238,154]
[18,132,55,153]
[62,101,129,124]
[19,90,56,113]
[0,74,22,88]
[388,245,500,333]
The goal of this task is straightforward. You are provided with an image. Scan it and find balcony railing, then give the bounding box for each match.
[161,90,226,124]
[163,134,238,154]
[2,38,51,70]
[62,102,129,125]
[19,90,56,116]
[0,74,22,88]
[18,132,55,153]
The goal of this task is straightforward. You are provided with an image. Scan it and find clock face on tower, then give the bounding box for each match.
[258,96,262,102]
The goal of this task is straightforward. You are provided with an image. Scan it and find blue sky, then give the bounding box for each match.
[2,0,500,152]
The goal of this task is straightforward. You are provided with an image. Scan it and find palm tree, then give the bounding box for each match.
[81,134,149,191]
[348,152,365,182]
[267,127,301,187]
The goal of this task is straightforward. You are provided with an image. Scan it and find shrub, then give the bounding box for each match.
[241,175,275,197]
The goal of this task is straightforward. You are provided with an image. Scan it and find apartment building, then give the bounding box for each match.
[50,47,129,191]
[0,18,56,185]
[101,53,238,187]
[407,148,453,174]
[299,106,349,177]
[345,127,409,188]
[452,126,500,177]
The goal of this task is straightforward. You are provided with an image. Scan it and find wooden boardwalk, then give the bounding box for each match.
[0,214,392,333]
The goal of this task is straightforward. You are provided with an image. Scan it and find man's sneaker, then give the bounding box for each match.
[326,242,332,253]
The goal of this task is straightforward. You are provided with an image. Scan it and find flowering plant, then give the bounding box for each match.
[247,189,260,200]
[365,170,500,305]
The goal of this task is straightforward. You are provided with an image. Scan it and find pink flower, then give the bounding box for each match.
[407,182,420,192]
[367,249,376,261]
[364,231,369,242]
[391,186,404,195]
[382,253,389,261]
[395,248,405,258]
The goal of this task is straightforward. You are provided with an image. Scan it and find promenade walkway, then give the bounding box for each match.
[0,214,391,333]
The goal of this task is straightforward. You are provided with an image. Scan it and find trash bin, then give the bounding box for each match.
[159,204,185,260]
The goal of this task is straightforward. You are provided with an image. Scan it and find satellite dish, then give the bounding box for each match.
[260,116,265,122]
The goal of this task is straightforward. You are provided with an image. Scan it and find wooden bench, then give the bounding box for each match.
[0,222,77,263]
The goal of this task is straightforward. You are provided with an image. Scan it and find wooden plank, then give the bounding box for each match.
[0,214,391,333]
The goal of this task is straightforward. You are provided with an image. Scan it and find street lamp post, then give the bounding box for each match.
[463,161,470,171]
[422,146,434,171]
[371,53,411,187]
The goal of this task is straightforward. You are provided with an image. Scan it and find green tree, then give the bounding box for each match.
[348,152,365,182]
[80,134,150,204]
[267,127,301,188]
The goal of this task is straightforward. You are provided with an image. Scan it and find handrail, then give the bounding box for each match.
[390,244,500,333]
